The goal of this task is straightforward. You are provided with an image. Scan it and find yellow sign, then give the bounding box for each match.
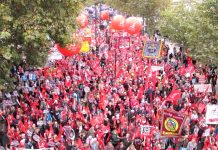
[164,117,179,132]
[80,41,90,53]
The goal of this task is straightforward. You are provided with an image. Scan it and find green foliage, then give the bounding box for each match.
[159,0,218,65]
[0,0,86,90]
[104,0,171,34]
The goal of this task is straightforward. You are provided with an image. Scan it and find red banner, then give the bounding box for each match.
[179,64,195,76]
[161,109,186,136]
[167,88,181,105]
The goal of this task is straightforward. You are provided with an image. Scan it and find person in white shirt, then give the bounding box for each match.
[187,138,197,150]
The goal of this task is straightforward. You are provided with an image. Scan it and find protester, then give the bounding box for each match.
[0,4,218,150]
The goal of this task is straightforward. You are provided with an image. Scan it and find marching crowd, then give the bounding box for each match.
[0,36,218,150]
[0,4,218,150]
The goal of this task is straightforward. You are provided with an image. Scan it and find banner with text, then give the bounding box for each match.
[194,84,212,93]
[140,125,153,136]
[206,105,218,124]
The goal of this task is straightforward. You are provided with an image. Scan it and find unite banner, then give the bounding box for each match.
[161,109,186,137]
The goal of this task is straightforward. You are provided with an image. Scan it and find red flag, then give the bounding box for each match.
[198,103,206,114]
[58,124,64,140]
[56,67,63,78]
[119,103,124,115]
[131,99,139,107]
[167,89,181,105]
[99,90,106,110]
[151,70,158,85]
[179,64,195,76]
[179,65,186,76]
[6,117,11,132]
[145,61,152,89]
[137,85,144,100]
[187,56,192,65]
[120,115,125,125]
[49,124,54,135]
[77,138,83,148]
[90,116,100,127]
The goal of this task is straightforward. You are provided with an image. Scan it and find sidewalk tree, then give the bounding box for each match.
[159,0,218,65]
[0,0,85,89]
[105,0,171,34]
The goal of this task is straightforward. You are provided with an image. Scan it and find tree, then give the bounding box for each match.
[0,0,86,90]
[158,0,218,65]
[104,0,171,34]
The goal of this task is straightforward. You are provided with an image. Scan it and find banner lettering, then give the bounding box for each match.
[194,84,212,93]
[206,105,218,124]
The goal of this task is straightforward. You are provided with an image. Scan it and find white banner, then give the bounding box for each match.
[197,75,206,84]
[194,84,212,93]
[206,105,218,124]
[140,125,153,136]
[151,66,164,72]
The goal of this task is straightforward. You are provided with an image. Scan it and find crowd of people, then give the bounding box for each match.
[0,4,218,150]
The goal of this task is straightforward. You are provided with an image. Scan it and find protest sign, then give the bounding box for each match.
[206,105,218,124]
[151,66,164,72]
[140,125,153,136]
[194,84,212,93]
[161,109,186,136]
[197,75,206,84]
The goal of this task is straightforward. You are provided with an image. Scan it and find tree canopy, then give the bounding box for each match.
[159,0,218,65]
[0,0,85,90]
[104,0,171,34]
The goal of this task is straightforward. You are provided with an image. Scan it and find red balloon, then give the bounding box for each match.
[125,17,142,35]
[76,14,88,28]
[110,15,126,30]
[56,43,81,57]
[100,11,110,20]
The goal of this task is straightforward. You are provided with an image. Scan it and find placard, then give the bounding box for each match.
[206,105,218,124]
[140,125,153,136]
[194,84,212,93]
[197,75,206,84]
[151,66,164,72]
